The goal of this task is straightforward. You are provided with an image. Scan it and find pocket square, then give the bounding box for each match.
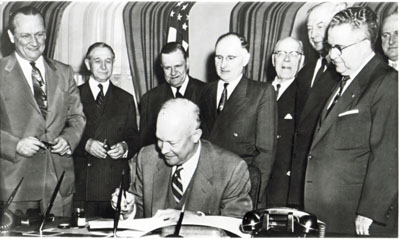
[284,113,293,120]
[338,109,359,117]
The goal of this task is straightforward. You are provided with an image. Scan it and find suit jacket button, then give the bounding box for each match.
[277,135,281,139]
[88,163,92,167]
[233,133,238,137]
[308,155,313,160]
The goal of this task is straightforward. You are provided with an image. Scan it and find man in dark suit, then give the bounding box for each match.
[73,42,139,218]
[139,42,205,147]
[304,7,398,236]
[0,6,86,216]
[381,11,398,71]
[200,33,277,207]
[112,98,252,219]
[287,2,345,208]
[266,37,304,208]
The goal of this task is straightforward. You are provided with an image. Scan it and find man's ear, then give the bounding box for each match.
[186,58,190,72]
[8,30,15,44]
[84,59,91,71]
[242,51,250,67]
[272,55,276,67]
[192,128,202,143]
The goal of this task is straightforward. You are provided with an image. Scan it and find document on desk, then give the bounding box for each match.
[88,215,250,237]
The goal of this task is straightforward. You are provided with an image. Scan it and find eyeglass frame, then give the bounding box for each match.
[273,51,303,59]
[326,38,368,56]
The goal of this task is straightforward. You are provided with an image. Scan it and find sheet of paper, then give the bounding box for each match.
[88,215,251,237]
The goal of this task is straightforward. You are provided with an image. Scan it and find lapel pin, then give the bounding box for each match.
[352,94,355,98]
[233,133,238,137]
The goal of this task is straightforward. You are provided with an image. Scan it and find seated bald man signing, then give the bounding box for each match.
[111,98,252,219]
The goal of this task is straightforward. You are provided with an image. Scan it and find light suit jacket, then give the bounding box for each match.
[130,140,253,218]
[304,55,398,235]
[0,53,86,205]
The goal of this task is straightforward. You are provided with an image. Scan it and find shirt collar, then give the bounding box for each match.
[15,53,46,80]
[170,75,189,97]
[218,74,242,99]
[272,76,295,100]
[388,59,398,70]
[89,76,110,99]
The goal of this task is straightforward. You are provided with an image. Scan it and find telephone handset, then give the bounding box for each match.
[240,207,326,237]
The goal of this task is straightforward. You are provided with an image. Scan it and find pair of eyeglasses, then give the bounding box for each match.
[273,51,303,59]
[326,38,368,56]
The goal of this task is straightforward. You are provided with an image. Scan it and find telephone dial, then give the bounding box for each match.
[240,207,326,237]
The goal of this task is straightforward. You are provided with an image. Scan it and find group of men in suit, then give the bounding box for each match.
[0,3,398,237]
[262,3,397,237]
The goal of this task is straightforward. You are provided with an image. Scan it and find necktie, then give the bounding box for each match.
[96,84,104,108]
[325,75,350,117]
[175,86,184,98]
[30,62,47,119]
[276,83,281,100]
[217,83,229,113]
[313,58,327,87]
[171,165,183,203]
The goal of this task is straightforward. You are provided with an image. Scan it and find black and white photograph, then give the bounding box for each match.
[0,1,398,237]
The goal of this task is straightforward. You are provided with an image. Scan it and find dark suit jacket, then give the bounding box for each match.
[131,140,252,218]
[200,77,277,207]
[266,80,296,207]
[0,53,86,214]
[304,55,398,235]
[74,82,139,201]
[139,76,205,147]
[287,61,340,207]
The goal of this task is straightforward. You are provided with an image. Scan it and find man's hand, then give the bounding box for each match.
[85,139,107,159]
[107,142,126,160]
[111,188,135,219]
[51,136,71,156]
[16,137,46,157]
[355,215,373,235]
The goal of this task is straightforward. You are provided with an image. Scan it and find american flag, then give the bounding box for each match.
[167,2,195,51]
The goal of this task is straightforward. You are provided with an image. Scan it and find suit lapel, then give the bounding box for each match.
[186,142,212,211]
[184,77,194,98]
[311,56,380,148]
[5,54,41,113]
[212,77,249,132]
[44,57,59,124]
[152,160,171,216]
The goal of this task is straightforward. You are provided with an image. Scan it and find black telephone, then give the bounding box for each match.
[240,207,326,237]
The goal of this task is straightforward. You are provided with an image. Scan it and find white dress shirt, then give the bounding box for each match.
[170,75,189,97]
[89,76,110,99]
[15,53,46,94]
[310,57,327,88]
[388,59,398,71]
[171,141,201,194]
[271,77,295,100]
[216,75,242,108]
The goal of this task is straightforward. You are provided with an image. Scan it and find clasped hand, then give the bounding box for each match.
[16,136,71,157]
[86,139,125,159]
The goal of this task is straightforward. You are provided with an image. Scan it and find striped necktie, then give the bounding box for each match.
[175,86,184,98]
[171,165,184,203]
[96,84,104,108]
[325,75,350,117]
[30,61,47,119]
[217,83,229,113]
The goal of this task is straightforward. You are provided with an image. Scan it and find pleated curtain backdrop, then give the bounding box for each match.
[122,1,176,101]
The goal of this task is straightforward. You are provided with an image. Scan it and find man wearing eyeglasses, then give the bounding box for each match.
[199,32,277,208]
[381,11,398,71]
[288,2,345,210]
[266,37,304,208]
[304,7,398,236]
[0,6,86,216]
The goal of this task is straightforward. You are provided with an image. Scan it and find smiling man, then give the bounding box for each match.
[111,98,252,219]
[304,7,398,236]
[139,42,204,148]
[73,42,139,217]
[266,37,304,208]
[199,33,277,208]
[0,6,86,217]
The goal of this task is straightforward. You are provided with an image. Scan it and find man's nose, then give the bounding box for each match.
[100,61,107,70]
[160,142,170,154]
[171,67,177,76]
[389,33,398,45]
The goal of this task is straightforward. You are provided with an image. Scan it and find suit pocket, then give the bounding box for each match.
[334,106,370,150]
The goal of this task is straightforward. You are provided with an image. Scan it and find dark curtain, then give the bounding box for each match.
[123,1,176,102]
[230,2,306,83]
[1,1,70,58]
